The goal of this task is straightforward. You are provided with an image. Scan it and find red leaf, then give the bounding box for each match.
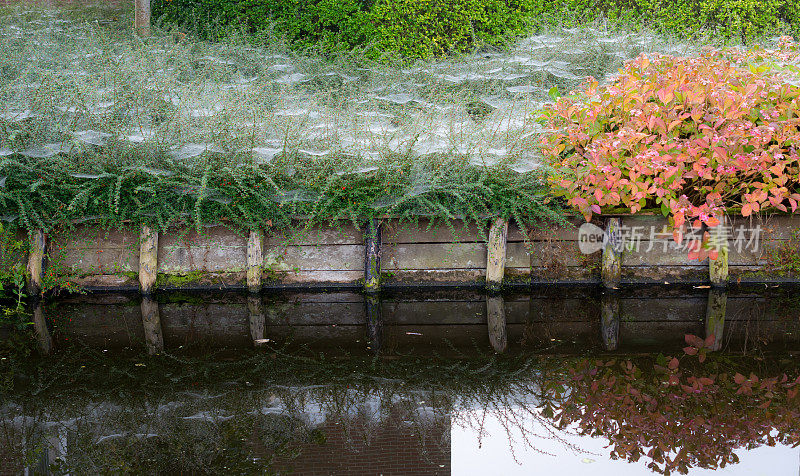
[685,334,704,347]
[734,373,747,384]
[668,357,680,370]
[683,346,698,356]
[704,334,716,348]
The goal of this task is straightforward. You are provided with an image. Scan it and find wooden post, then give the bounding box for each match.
[141,296,163,355]
[247,229,263,293]
[487,295,507,353]
[139,225,158,295]
[705,288,727,352]
[709,223,729,287]
[364,219,382,293]
[134,0,151,37]
[365,294,382,354]
[486,218,508,292]
[26,229,46,296]
[601,217,622,288]
[32,302,53,355]
[248,295,268,347]
[600,292,620,351]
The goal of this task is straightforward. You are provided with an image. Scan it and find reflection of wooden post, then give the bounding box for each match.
[141,296,163,355]
[365,294,382,354]
[601,218,621,288]
[248,295,267,347]
[26,229,46,296]
[139,226,158,295]
[487,295,507,353]
[705,289,727,352]
[364,219,382,293]
[600,292,620,351]
[247,230,263,293]
[32,302,53,355]
[134,0,151,37]
[709,224,729,287]
[486,218,508,292]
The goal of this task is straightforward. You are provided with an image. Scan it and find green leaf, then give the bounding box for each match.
[548,86,560,102]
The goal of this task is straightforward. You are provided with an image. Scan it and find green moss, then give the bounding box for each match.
[766,228,800,274]
[154,271,207,288]
[501,271,531,284]
[261,266,284,284]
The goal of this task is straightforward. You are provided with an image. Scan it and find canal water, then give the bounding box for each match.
[1,286,799,474]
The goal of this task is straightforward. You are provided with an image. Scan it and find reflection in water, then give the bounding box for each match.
[487,295,507,354]
[34,287,800,355]
[141,296,163,355]
[5,286,800,474]
[247,295,266,347]
[601,292,620,351]
[705,289,727,352]
[32,301,52,356]
[365,294,382,354]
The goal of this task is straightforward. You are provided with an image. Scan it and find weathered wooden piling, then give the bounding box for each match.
[248,295,267,347]
[139,226,158,295]
[486,218,508,292]
[705,289,727,351]
[26,229,46,296]
[601,218,622,288]
[134,0,151,37]
[141,296,163,355]
[709,224,729,287]
[486,295,507,353]
[364,219,382,293]
[600,292,620,351]
[247,229,264,293]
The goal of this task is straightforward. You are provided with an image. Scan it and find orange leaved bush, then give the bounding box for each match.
[540,37,800,237]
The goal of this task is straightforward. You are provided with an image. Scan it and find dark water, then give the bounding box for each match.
[1,287,800,475]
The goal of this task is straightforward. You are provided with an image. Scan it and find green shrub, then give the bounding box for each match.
[152,0,551,57]
[0,223,26,301]
[557,0,799,41]
[369,0,539,58]
[153,0,374,51]
[153,0,798,58]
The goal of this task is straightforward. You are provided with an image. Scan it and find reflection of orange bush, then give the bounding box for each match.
[545,335,800,474]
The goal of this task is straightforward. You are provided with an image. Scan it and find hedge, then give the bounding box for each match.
[152,0,800,58]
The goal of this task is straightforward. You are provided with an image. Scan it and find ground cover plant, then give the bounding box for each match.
[0,5,693,244]
[542,37,800,254]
